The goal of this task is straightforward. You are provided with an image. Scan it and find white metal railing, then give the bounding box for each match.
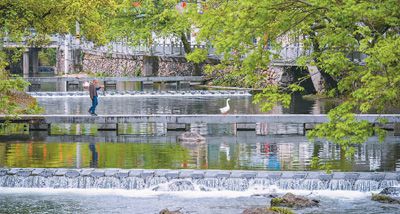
[3,34,366,63]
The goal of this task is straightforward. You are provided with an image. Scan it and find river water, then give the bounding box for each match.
[33,93,336,115]
[0,188,398,214]
[1,133,400,172]
[1,84,399,213]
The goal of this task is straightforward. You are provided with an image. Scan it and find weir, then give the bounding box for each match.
[28,90,251,97]
[0,168,398,192]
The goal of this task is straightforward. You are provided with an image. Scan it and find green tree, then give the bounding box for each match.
[110,0,203,75]
[191,0,400,154]
[0,0,116,114]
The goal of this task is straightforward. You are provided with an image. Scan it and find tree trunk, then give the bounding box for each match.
[180,32,192,54]
[309,31,338,91]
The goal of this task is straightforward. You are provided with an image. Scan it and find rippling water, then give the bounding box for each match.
[35,94,336,115]
[0,189,398,214]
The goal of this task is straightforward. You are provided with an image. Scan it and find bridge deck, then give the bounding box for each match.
[1,114,399,124]
[24,76,205,83]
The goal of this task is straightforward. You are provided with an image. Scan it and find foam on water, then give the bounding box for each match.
[0,186,371,199]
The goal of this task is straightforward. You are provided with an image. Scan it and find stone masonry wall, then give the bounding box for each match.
[82,52,143,76]
[81,52,203,77]
[157,57,196,76]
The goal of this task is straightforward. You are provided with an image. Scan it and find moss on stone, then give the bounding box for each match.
[270,198,284,207]
[269,207,294,214]
[371,194,400,204]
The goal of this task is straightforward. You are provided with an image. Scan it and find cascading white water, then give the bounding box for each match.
[28,90,252,98]
[1,168,398,192]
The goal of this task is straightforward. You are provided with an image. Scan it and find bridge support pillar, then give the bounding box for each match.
[56,81,67,92]
[185,124,191,131]
[307,65,324,93]
[143,56,159,76]
[394,123,400,136]
[31,48,39,74]
[23,49,29,77]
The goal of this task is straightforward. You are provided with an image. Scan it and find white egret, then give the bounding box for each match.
[219,98,231,114]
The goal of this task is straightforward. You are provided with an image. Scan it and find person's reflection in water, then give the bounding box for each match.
[89,143,98,168]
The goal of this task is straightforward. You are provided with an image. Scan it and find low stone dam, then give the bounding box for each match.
[28,90,251,97]
[1,168,399,192]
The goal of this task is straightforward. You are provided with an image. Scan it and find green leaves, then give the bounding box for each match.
[253,85,291,112]
[186,48,207,63]
[307,101,375,157]
[191,0,400,160]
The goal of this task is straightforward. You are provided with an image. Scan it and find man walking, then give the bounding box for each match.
[88,79,103,116]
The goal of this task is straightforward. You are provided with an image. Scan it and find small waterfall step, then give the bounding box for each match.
[1,168,399,192]
[28,90,251,97]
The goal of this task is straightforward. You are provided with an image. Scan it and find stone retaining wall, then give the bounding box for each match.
[82,52,143,76]
[79,52,213,77]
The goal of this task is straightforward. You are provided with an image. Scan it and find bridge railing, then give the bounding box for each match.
[3,35,366,64]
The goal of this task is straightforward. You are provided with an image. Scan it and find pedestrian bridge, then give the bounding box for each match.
[1,114,399,135]
[24,76,205,83]
[24,76,207,91]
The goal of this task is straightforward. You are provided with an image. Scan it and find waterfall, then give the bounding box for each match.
[0,168,398,192]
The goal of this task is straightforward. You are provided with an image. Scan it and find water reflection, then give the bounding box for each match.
[89,143,98,168]
[1,133,399,172]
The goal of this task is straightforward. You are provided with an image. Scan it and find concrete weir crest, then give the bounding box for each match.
[0,168,399,192]
[1,114,400,135]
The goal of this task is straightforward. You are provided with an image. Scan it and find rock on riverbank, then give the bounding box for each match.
[270,193,319,208]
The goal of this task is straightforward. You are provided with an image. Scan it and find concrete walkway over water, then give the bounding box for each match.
[1,114,399,135]
[1,114,399,124]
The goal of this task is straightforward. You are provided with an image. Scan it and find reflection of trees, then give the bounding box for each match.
[1,139,399,171]
[179,142,207,169]
[1,143,190,169]
[1,143,79,168]
[380,143,400,171]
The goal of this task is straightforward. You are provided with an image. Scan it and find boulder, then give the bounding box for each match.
[159,208,183,214]
[371,194,400,204]
[178,132,205,143]
[270,193,319,208]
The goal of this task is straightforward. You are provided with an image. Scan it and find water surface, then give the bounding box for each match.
[1,133,399,172]
[0,189,398,214]
[35,95,335,115]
